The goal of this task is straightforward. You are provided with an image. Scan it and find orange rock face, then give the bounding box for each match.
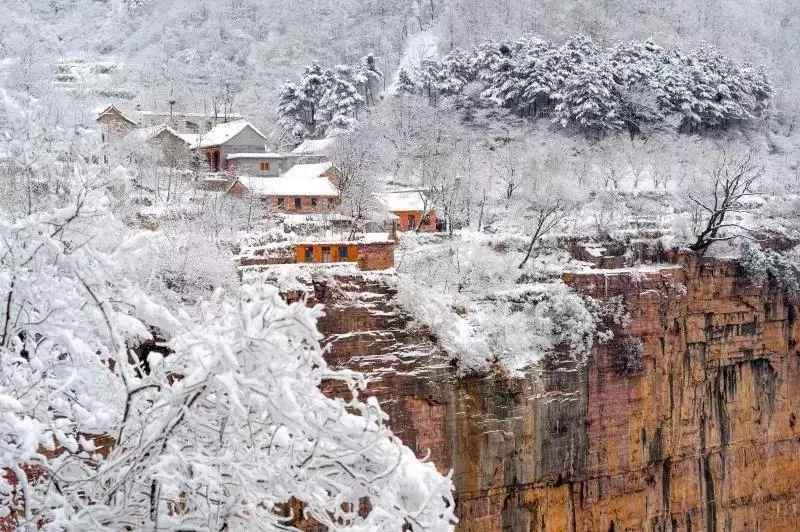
[317,254,800,531]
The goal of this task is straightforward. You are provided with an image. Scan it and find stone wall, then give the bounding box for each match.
[314,255,800,531]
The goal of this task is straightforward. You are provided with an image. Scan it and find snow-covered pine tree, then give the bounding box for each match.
[276,80,309,143]
[439,47,473,95]
[319,65,365,135]
[609,40,665,137]
[516,37,560,118]
[554,60,624,136]
[297,61,328,136]
[396,66,419,95]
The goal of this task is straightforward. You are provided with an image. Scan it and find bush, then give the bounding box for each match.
[613,337,645,376]
[740,243,800,299]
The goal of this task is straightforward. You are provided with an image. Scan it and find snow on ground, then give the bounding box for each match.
[394,230,600,375]
[387,28,440,94]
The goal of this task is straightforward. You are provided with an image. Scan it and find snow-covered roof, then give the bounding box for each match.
[281,162,333,180]
[96,105,138,125]
[138,111,243,119]
[297,232,395,245]
[127,124,188,143]
[227,152,284,160]
[291,138,336,155]
[237,176,339,197]
[194,120,267,148]
[177,133,202,146]
[376,189,429,212]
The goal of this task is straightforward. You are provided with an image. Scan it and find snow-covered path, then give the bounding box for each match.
[387,28,440,94]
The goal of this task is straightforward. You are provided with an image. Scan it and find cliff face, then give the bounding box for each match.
[315,255,800,531]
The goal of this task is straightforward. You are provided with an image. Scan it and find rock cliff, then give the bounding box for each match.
[313,254,800,531]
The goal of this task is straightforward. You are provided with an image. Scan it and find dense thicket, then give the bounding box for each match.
[397,35,773,137]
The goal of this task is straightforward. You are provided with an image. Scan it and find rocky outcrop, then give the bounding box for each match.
[313,254,800,531]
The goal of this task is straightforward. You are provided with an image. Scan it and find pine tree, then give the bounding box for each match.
[554,60,624,136]
[396,67,419,95]
[276,80,309,142]
[319,65,365,135]
[297,61,328,135]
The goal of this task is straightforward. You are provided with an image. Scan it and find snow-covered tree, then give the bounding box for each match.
[554,61,624,136]
[276,80,309,143]
[319,65,365,135]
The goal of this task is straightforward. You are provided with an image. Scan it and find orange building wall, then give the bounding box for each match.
[295,243,358,264]
[293,242,395,271]
[394,210,437,232]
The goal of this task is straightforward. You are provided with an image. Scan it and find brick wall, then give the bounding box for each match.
[357,242,395,270]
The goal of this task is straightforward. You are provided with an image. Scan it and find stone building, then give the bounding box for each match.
[128,124,195,166]
[195,120,268,173]
[95,104,138,141]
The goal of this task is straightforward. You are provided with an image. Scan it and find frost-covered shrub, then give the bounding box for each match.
[612,337,646,376]
[741,243,800,298]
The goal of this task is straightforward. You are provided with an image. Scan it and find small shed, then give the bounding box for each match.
[376,189,437,232]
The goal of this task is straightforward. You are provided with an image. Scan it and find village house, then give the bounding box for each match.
[128,124,196,166]
[194,120,269,173]
[95,104,244,140]
[376,189,438,232]
[231,176,339,214]
[96,104,138,141]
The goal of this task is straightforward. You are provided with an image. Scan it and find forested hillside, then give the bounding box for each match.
[2,0,798,133]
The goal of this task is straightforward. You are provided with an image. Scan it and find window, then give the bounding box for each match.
[304,246,314,262]
[277,197,285,208]
[260,162,270,172]
[328,198,335,208]
[322,246,331,263]
[294,197,302,209]
[407,214,416,230]
[311,198,318,208]
[338,246,349,261]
